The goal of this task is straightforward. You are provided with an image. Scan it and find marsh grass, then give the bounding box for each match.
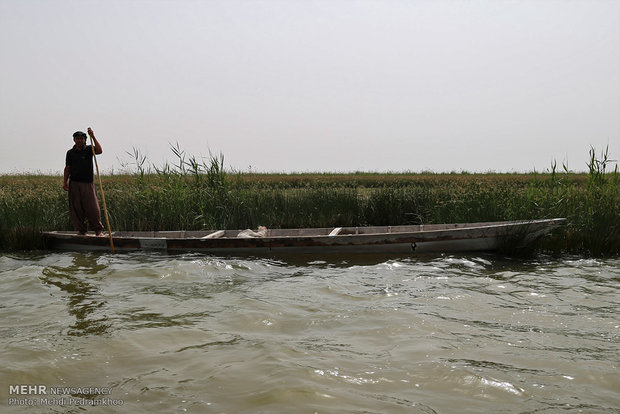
[1,147,618,255]
[0,176,69,249]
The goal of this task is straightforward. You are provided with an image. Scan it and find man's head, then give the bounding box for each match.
[73,131,87,149]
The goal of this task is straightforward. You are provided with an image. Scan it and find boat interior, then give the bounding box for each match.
[100,221,513,239]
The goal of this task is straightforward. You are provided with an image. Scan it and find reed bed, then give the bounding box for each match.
[1,149,618,255]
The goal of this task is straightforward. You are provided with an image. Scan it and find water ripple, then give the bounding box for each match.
[0,253,618,413]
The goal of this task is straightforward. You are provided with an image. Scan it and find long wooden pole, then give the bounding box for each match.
[88,127,115,253]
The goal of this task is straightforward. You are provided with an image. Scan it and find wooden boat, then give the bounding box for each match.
[42,218,565,254]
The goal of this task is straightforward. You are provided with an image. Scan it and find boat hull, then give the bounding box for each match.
[42,219,565,255]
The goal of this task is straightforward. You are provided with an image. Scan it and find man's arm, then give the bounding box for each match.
[63,166,70,191]
[88,127,103,155]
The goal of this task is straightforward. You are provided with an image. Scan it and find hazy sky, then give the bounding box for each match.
[1,0,618,174]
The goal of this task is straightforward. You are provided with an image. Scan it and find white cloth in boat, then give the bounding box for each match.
[237,226,268,238]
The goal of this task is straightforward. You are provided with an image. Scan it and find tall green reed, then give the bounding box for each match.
[0,180,69,249]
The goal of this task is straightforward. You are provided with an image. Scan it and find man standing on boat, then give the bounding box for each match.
[63,128,104,236]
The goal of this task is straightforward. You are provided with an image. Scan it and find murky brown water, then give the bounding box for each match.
[1,252,618,413]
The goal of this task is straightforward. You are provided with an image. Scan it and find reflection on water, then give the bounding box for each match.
[0,252,618,413]
[41,254,111,336]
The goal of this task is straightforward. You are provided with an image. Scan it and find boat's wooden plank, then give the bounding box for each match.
[328,227,342,236]
[202,230,225,239]
[157,231,186,238]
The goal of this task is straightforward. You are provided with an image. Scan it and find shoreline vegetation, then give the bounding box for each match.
[1,146,618,256]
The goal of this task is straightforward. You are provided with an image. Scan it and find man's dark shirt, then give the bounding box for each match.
[66,145,94,183]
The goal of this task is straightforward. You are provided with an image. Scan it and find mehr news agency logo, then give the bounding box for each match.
[8,384,124,407]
